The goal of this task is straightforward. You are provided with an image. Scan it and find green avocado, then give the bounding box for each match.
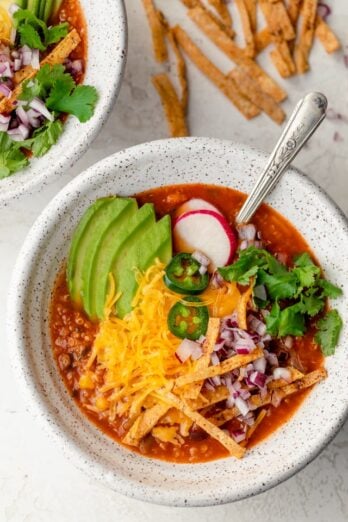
[89,203,156,320]
[115,215,172,319]
[67,197,137,309]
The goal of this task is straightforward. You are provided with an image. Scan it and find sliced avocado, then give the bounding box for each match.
[115,215,172,319]
[80,198,138,316]
[27,0,40,17]
[67,197,113,300]
[67,197,137,309]
[52,0,64,17]
[90,203,156,320]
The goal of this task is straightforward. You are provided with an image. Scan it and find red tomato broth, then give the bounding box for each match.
[50,184,324,463]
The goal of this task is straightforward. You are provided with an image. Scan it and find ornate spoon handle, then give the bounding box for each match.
[235,92,328,225]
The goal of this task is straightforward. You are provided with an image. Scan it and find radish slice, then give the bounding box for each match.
[173,209,237,269]
[175,198,223,220]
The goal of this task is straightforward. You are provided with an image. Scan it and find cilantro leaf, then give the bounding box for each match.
[265,302,280,336]
[17,23,46,50]
[0,132,29,178]
[293,252,321,289]
[258,269,298,300]
[19,78,41,102]
[45,23,69,46]
[298,292,325,317]
[315,310,342,356]
[318,279,343,299]
[30,120,64,157]
[278,305,306,337]
[47,84,98,123]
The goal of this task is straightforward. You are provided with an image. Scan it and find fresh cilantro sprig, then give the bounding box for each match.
[21,120,64,157]
[218,247,343,355]
[0,132,29,179]
[13,9,68,51]
[19,64,98,123]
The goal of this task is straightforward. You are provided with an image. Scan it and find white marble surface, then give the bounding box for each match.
[1,1,348,520]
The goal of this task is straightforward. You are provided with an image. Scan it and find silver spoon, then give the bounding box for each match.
[236,92,328,225]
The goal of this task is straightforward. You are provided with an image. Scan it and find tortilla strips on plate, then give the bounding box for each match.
[243,408,267,443]
[259,0,295,42]
[268,367,304,389]
[294,0,318,74]
[167,29,189,111]
[157,390,246,458]
[152,73,189,137]
[142,0,168,63]
[181,318,220,399]
[210,368,327,427]
[173,25,260,119]
[187,5,287,103]
[13,28,81,85]
[315,15,341,54]
[228,68,286,124]
[207,0,233,27]
[123,400,170,446]
[181,0,234,38]
[189,385,229,410]
[270,41,296,78]
[175,347,263,388]
[255,28,272,54]
[244,0,257,33]
[235,0,255,57]
[287,0,303,25]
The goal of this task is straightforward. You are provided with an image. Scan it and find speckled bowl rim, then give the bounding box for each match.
[6,137,348,507]
[0,0,127,207]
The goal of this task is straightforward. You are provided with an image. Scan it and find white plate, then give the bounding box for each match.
[0,0,127,206]
[7,137,348,507]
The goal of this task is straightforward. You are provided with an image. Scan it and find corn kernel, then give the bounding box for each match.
[95,396,108,411]
[79,372,95,390]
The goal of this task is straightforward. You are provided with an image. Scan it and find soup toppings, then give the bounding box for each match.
[0,0,97,179]
[50,184,342,462]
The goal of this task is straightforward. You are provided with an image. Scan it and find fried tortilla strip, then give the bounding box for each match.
[235,0,255,57]
[243,408,267,443]
[173,26,260,119]
[175,347,263,388]
[210,368,327,426]
[237,283,254,329]
[315,15,341,54]
[152,73,189,137]
[207,0,233,27]
[270,41,296,77]
[187,6,287,102]
[158,408,193,437]
[157,390,246,458]
[189,386,229,410]
[255,28,272,54]
[181,0,234,38]
[123,401,170,446]
[244,0,257,33]
[167,29,189,111]
[259,0,295,41]
[294,0,318,74]
[142,0,167,63]
[0,29,81,110]
[181,318,220,399]
[287,0,303,25]
[229,67,286,124]
[268,367,304,389]
[13,28,81,85]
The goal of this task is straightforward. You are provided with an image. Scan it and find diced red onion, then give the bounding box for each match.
[211,271,224,288]
[70,59,83,73]
[220,330,232,341]
[253,357,267,374]
[249,370,267,389]
[9,4,20,15]
[271,392,282,408]
[27,108,42,128]
[248,315,267,336]
[31,49,40,69]
[198,335,206,344]
[0,122,9,132]
[0,83,12,98]
[265,350,278,367]
[226,396,235,408]
[231,429,246,443]
[211,375,221,386]
[7,123,29,140]
[199,264,207,275]
[0,113,10,124]
[176,339,202,363]
[210,352,220,366]
[192,250,210,266]
[235,346,251,355]
[235,396,250,416]
[273,367,292,382]
[283,336,293,349]
[14,58,22,71]
[21,46,32,66]
[205,381,215,392]
[238,223,256,241]
[0,62,13,78]
[29,97,54,121]
[16,106,29,127]
[239,388,251,400]
[317,2,331,20]
[239,239,248,251]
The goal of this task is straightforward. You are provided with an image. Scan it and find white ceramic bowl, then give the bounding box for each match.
[0,0,127,207]
[7,138,348,507]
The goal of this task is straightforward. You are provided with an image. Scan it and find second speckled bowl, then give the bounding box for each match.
[7,138,348,506]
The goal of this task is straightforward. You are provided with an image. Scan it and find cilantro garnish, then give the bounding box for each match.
[219,246,343,355]
[315,310,343,356]
[22,120,64,157]
[0,132,29,179]
[13,9,68,51]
